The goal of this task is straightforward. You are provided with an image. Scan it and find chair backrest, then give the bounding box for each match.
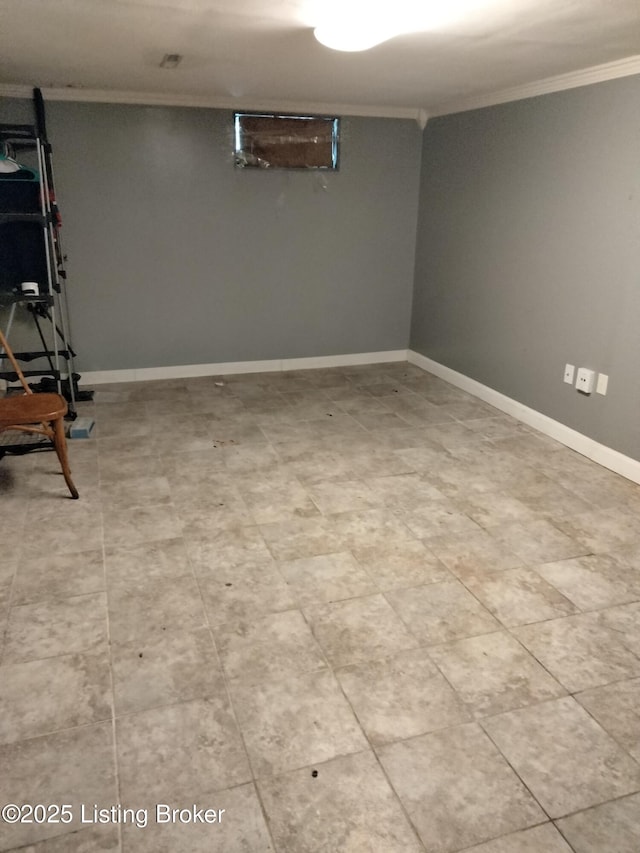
[0,327,33,395]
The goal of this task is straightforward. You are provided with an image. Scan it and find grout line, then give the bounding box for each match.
[185,525,282,853]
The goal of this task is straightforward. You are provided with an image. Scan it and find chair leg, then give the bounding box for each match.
[52,416,79,499]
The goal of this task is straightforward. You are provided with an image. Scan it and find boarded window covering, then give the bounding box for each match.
[235,114,338,170]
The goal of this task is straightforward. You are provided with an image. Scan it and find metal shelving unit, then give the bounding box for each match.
[0,94,92,456]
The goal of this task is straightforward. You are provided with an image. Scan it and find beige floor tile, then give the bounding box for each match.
[364,472,448,504]
[111,627,224,716]
[0,582,11,654]
[305,593,418,667]
[615,541,640,569]
[284,448,358,483]
[482,696,640,818]
[510,476,594,517]
[554,507,640,553]
[329,508,417,550]
[575,678,640,761]
[277,551,378,606]
[151,427,218,456]
[119,782,273,853]
[20,517,104,560]
[1,541,21,572]
[378,723,544,853]
[351,539,452,590]
[2,593,108,664]
[170,478,247,514]
[160,448,229,479]
[438,400,498,422]
[535,552,640,611]
[179,503,256,536]
[100,474,172,508]
[492,432,564,461]
[394,443,453,474]
[464,566,578,627]
[335,394,393,415]
[427,528,523,577]
[259,516,344,561]
[12,549,105,606]
[2,825,120,851]
[351,411,414,432]
[426,454,509,497]
[382,401,457,428]
[105,537,191,584]
[102,503,183,548]
[513,612,640,692]
[208,420,267,446]
[461,823,573,852]
[386,580,499,645]
[307,478,380,514]
[0,723,117,848]
[258,750,423,852]
[455,491,540,528]
[231,669,367,778]
[488,519,589,564]
[0,651,112,744]
[336,647,470,744]
[594,601,640,657]
[465,415,531,441]
[199,558,297,625]
[556,792,640,853]
[214,609,327,686]
[217,444,281,473]
[341,448,417,479]
[428,631,566,718]
[116,697,251,803]
[240,480,319,524]
[108,576,206,644]
[186,524,271,573]
[424,423,488,452]
[395,499,482,539]
[99,451,164,483]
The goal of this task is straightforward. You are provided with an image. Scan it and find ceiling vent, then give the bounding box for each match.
[159,54,182,69]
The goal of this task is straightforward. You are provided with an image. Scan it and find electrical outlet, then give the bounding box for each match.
[576,367,596,394]
[596,373,609,395]
[563,364,575,384]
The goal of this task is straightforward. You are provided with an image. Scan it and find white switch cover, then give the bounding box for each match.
[576,367,596,394]
[596,373,609,395]
[564,364,575,384]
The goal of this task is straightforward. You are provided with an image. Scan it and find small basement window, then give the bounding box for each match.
[234,113,339,170]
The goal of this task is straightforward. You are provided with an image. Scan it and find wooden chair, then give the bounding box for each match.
[0,327,78,499]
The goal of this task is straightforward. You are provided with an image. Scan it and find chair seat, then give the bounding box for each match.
[0,392,68,428]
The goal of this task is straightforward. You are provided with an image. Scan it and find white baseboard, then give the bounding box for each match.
[408,350,640,486]
[81,349,409,386]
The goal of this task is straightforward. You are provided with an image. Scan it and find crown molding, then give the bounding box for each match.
[0,83,422,121]
[431,53,640,116]
[2,52,638,121]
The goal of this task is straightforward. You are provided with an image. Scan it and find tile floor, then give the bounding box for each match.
[1,361,640,852]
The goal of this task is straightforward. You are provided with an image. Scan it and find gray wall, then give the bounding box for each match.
[411,76,640,461]
[0,99,421,370]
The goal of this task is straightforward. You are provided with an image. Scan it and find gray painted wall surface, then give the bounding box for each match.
[0,99,421,370]
[411,76,640,461]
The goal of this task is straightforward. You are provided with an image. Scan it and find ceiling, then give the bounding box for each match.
[0,0,639,118]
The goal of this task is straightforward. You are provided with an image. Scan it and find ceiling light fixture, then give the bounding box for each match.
[314,20,396,52]
[312,0,474,52]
